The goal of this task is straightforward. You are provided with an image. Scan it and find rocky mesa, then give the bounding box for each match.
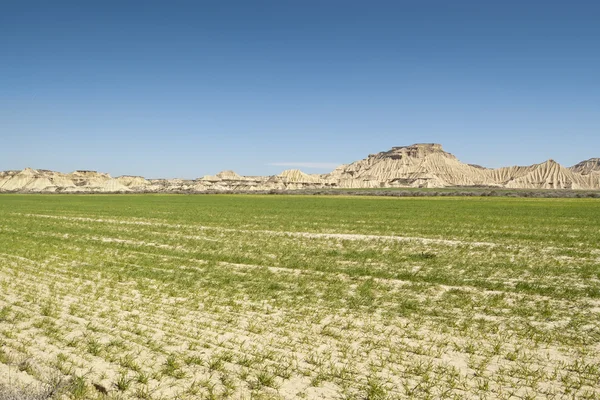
[1,143,599,192]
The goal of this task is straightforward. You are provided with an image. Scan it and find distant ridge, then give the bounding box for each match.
[1,144,599,192]
[278,169,323,183]
[570,158,600,175]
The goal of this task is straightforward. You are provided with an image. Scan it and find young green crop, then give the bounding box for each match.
[0,194,599,399]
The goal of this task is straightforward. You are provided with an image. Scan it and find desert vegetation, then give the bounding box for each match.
[1,194,600,399]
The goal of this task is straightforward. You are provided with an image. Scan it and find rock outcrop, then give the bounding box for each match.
[327,143,490,188]
[0,168,130,193]
[215,170,244,180]
[117,175,150,188]
[502,160,591,189]
[570,158,600,175]
[1,143,599,192]
[278,169,323,183]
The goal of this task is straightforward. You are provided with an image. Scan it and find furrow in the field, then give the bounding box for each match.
[0,241,592,344]
[2,302,380,396]
[92,249,598,313]
[3,214,600,397]
[2,255,516,392]
[15,212,502,247]
[1,260,376,382]
[9,214,600,273]
[47,230,595,298]
[0,286,262,393]
[3,268,596,396]
[6,217,600,287]
[4,268,576,396]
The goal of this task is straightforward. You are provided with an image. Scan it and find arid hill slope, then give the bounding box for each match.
[570,158,600,175]
[328,143,490,188]
[1,144,599,192]
[327,144,600,190]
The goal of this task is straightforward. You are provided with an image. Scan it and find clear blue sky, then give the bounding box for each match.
[1,1,599,178]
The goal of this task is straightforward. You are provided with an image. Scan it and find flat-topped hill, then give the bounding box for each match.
[1,144,598,192]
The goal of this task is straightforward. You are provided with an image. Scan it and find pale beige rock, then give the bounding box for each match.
[1,144,599,192]
[581,171,600,188]
[327,144,600,190]
[0,168,76,192]
[0,168,36,190]
[70,170,111,178]
[199,175,221,182]
[0,168,130,192]
[485,165,533,185]
[503,160,590,189]
[116,175,150,187]
[215,170,243,180]
[48,172,77,188]
[279,169,322,183]
[98,179,131,192]
[570,158,600,175]
[67,170,111,187]
[327,143,490,188]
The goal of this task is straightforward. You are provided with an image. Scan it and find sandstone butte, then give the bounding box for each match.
[2,144,600,193]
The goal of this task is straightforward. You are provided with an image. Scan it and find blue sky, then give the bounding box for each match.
[1,1,599,178]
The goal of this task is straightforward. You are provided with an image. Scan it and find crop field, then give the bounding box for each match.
[1,194,600,399]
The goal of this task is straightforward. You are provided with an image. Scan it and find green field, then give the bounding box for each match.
[1,195,600,399]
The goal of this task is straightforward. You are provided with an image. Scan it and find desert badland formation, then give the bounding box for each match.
[2,143,600,193]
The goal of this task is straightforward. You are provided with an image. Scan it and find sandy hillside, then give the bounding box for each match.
[1,144,599,192]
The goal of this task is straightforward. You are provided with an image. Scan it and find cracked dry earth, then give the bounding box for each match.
[1,195,600,399]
